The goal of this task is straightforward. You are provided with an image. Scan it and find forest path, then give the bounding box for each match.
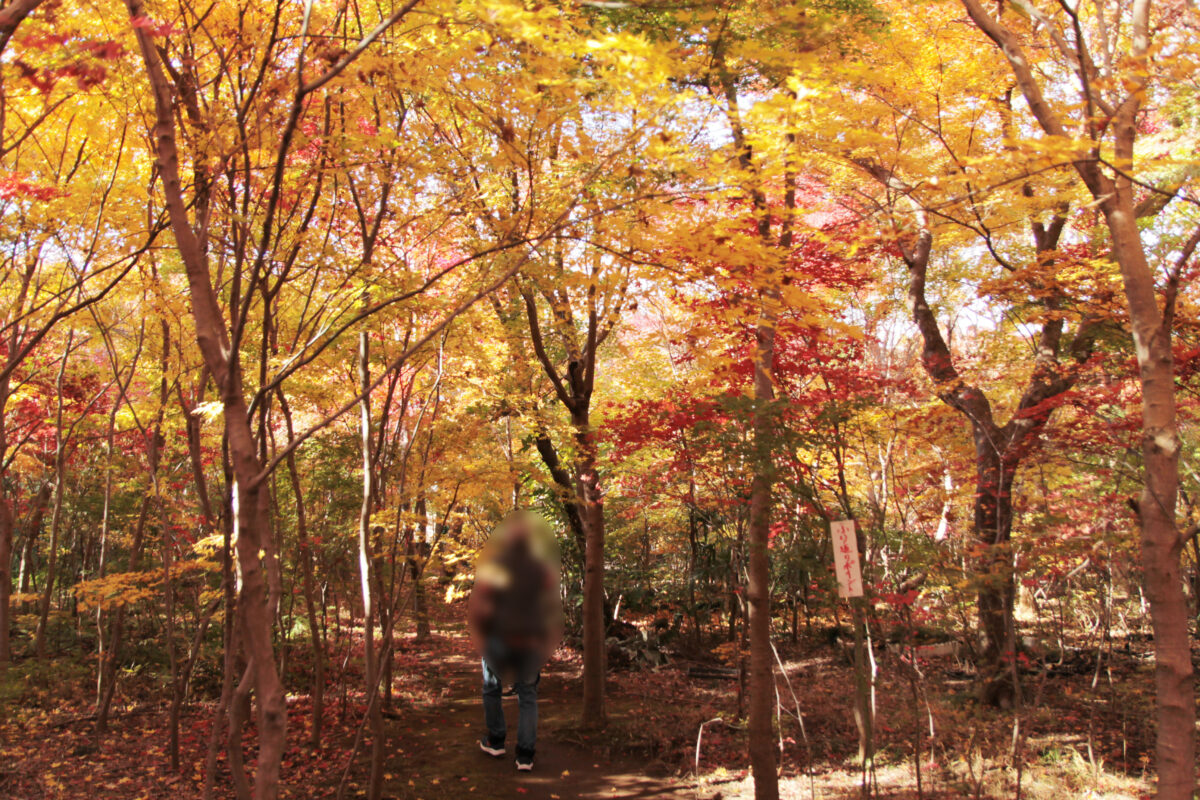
[374,628,697,800]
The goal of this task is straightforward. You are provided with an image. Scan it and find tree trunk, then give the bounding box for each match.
[96,494,151,736]
[35,331,74,659]
[280,395,325,748]
[17,487,49,594]
[0,367,11,663]
[204,459,237,800]
[745,317,779,800]
[411,548,430,641]
[533,432,587,566]
[129,9,287,793]
[711,44,782,797]
[230,450,288,798]
[358,329,386,800]
[1105,203,1194,799]
[574,410,607,728]
[0,497,11,663]
[518,268,613,729]
[952,4,1196,793]
[687,502,701,646]
[973,440,1018,705]
[94,385,122,704]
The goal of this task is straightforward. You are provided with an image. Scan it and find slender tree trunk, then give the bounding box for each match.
[129,9,287,793]
[687,502,700,646]
[96,495,150,735]
[142,319,184,771]
[204,457,238,800]
[533,432,587,568]
[35,331,74,659]
[94,387,123,703]
[0,371,11,663]
[226,665,254,800]
[162,515,181,771]
[358,329,386,800]
[2,480,49,658]
[0,497,11,663]
[279,394,325,748]
[712,44,784,797]
[573,409,607,727]
[745,310,780,800]
[0,468,14,662]
[18,489,50,595]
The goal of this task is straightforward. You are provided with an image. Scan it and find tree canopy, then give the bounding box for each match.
[1,1,1199,799]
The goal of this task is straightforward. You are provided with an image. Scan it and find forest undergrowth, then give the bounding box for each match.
[0,598,1171,800]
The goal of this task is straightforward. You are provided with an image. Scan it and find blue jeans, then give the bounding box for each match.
[482,637,542,755]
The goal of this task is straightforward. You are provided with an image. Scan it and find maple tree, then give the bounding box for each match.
[781,0,1119,704]
[947,1,1200,796]
[0,1,1199,799]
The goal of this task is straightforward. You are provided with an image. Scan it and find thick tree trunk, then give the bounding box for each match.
[901,226,1079,705]
[952,4,1196,793]
[229,445,288,799]
[973,441,1017,704]
[1105,204,1194,800]
[849,596,875,773]
[518,266,613,729]
[408,496,431,642]
[410,547,430,641]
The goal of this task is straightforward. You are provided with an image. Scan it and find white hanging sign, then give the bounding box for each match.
[831,520,863,598]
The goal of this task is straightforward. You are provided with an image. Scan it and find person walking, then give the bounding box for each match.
[468,512,562,771]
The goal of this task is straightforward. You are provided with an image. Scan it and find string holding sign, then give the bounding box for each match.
[830,519,863,598]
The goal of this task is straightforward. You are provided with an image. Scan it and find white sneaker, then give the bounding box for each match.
[479,738,505,757]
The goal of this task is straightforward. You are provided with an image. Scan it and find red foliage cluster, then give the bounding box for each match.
[606,197,895,519]
[0,173,61,202]
[13,25,124,93]
[129,15,184,38]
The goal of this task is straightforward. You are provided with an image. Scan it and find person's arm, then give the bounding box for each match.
[541,566,564,660]
[467,582,493,652]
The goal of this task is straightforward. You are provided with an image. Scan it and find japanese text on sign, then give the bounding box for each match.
[831,519,863,598]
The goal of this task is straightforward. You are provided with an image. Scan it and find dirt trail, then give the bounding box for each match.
[373,633,693,800]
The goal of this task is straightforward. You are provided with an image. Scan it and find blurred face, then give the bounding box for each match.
[500,522,532,550]
[486,511,558,570]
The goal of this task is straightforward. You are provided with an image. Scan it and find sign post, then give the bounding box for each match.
[831,518,874,785]
[831,519,863,598]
